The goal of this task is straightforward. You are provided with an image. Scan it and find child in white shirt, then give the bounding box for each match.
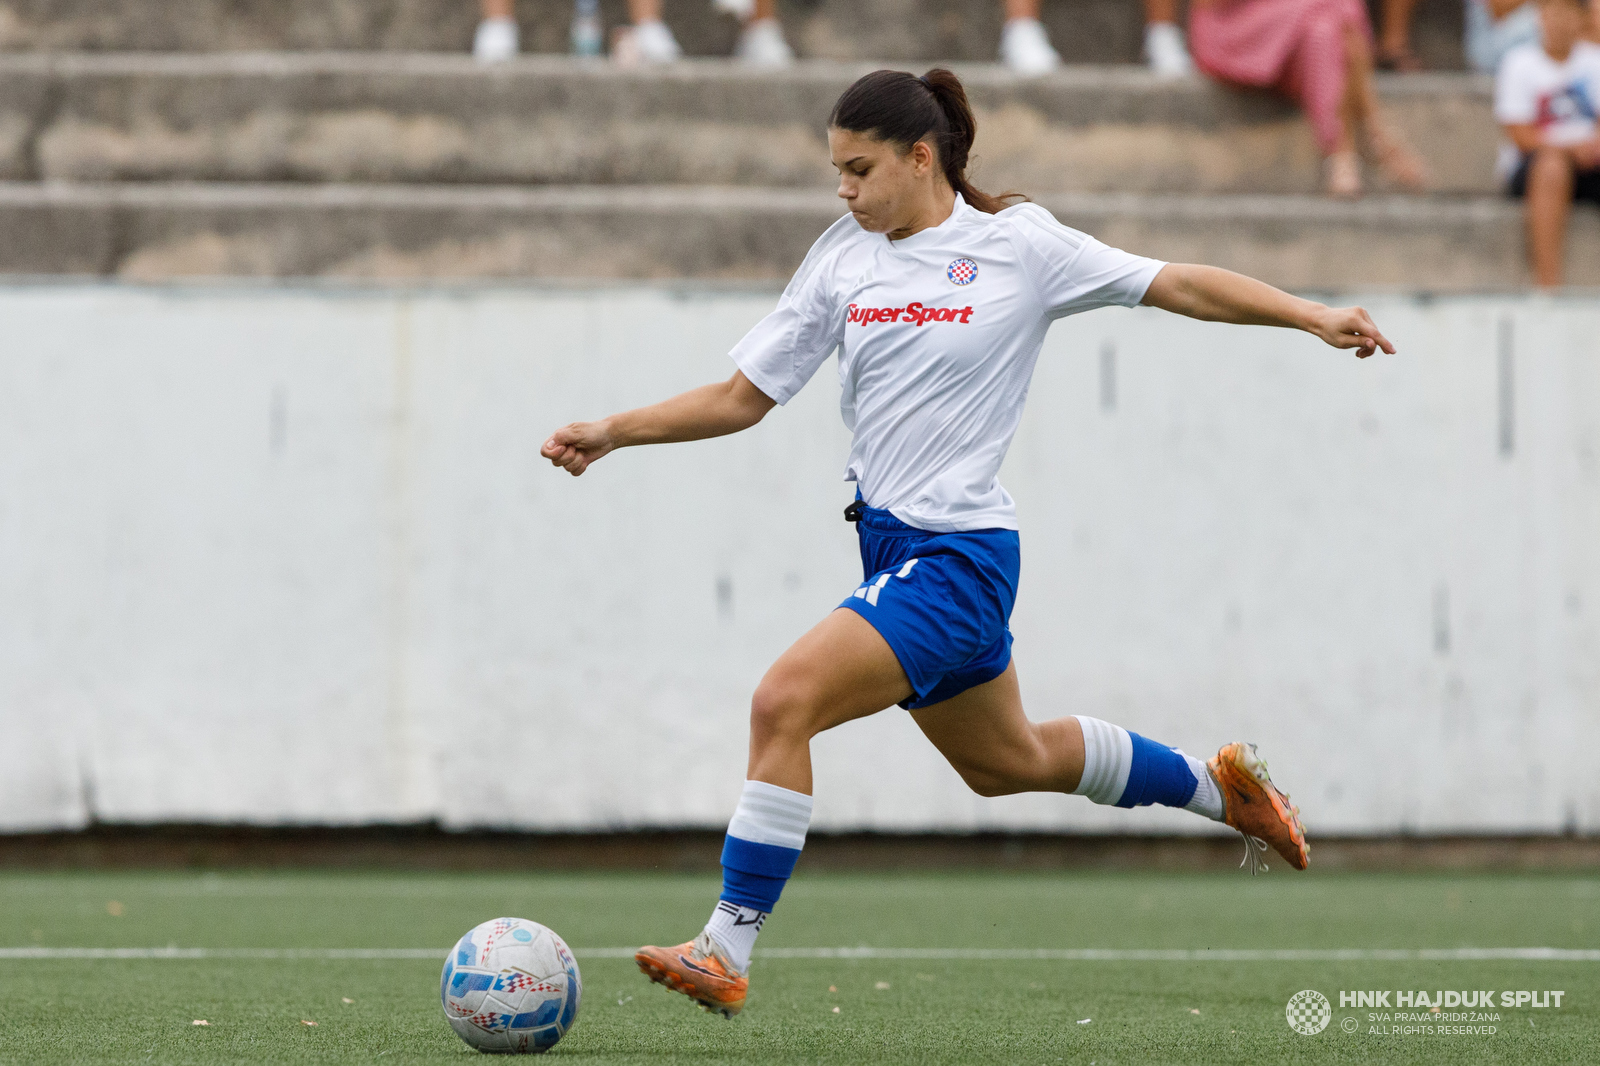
[1495,0,1600,285]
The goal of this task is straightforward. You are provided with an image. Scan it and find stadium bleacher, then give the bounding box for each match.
[0,0,1594,287]
[0,0,1471,65]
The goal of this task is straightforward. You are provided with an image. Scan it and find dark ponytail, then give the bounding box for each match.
[828,67,1025,215]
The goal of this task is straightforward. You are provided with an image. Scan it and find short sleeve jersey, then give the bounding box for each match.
[730,194,1165,532]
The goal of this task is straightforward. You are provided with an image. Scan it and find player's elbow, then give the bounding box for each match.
[735,396,773,432]
[723,373,777,434]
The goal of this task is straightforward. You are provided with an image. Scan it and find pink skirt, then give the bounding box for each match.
[1189,0,1374,154]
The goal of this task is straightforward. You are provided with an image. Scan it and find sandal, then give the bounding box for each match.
[1363,126,1429,191]
[1324,151,1362,199]
[1376,46,1425,73]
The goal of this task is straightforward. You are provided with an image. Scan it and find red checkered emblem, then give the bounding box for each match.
[946,257,978,285]
[496,972,556,994]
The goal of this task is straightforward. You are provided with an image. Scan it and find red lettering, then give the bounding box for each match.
[846,302,977,326]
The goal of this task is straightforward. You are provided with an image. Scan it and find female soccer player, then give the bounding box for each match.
[541,68,1395,1018]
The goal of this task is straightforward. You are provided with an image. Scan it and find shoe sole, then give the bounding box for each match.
[635,951,745,1018]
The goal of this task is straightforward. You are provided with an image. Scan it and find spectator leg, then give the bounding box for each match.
[1525,147,1576,288]
[1338,18,1382,155]
[1143,0,1181,22]
[630,0,663,24]
[482,0,513,17]
[1342,12,1429,188]
[1377,0,1421,68]
[1004,0,1041,18]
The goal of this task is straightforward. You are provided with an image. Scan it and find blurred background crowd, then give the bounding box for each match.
[0,0,1595,287]
[466,0,1599,280]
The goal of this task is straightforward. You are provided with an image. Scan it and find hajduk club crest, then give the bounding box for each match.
[946,257,978,285]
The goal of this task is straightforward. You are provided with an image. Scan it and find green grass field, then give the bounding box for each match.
[1,869,1596,1064]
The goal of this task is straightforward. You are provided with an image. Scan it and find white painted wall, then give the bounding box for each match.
[2,283,1596,835]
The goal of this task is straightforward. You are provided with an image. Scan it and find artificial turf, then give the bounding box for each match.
[1,870,1596,1064]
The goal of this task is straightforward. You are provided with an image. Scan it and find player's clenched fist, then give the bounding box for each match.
[541,421,614,476]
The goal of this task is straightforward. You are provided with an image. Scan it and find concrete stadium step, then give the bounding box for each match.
[0,54,1499,196]
[0,0,1471,69]
[2,181,1589,290]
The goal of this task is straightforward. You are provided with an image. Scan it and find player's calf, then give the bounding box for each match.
[1071,716,1226,820]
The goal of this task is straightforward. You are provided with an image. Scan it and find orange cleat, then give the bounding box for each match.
[1207,741,1309,873]
[635,931,749,1018]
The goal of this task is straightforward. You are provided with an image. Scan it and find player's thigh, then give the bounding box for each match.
[908,662,1069,792]
[753,607,913,738]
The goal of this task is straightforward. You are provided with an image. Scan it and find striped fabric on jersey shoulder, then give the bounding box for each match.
[997,204,1096,310]
[782,211,866,300]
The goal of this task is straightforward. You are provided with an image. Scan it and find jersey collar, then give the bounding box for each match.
[883,193,969,254]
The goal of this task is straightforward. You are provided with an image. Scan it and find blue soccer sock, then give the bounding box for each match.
[703,780,813,974]
[1072,716,1223,820]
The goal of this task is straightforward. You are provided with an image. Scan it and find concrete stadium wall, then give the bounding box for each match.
[2,282,1596,836]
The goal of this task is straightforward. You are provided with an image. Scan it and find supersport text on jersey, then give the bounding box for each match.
[847,302,975,325]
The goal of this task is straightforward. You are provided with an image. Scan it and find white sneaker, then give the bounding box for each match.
[629,19,682,64]
[1000,17,1061,76]
[735,18,794,66]
[472,16,519,63]
[711,0,756,17]
[1143,21,1192,78]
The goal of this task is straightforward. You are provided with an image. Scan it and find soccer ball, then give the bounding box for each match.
[441,917,582,1054]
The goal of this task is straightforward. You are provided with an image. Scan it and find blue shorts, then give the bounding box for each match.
[837,503,1020,710]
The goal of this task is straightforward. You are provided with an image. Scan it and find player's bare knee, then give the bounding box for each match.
[748,674,820,747]
[963,772,1015,798]
[951,760,1027,798]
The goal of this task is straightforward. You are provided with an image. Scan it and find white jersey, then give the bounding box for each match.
[730,193,1165,532]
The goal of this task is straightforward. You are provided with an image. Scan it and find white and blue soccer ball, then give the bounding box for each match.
[441,917,582,1054]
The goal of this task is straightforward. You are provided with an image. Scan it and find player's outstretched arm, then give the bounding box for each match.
[1141,263,1396,358]
[541,370,777,476]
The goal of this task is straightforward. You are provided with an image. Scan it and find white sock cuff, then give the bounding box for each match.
[1072,716,1133,806]
[1178,750,1225,821]
[726,779,813,851]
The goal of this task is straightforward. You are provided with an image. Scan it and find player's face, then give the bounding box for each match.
[828,127,937,234]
